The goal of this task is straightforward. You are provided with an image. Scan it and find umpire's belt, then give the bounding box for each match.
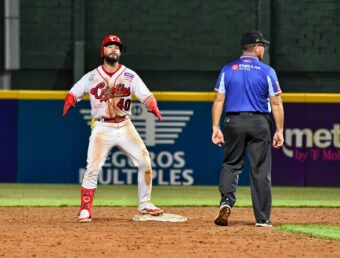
[226,112,269,115]
[96,116,127,123]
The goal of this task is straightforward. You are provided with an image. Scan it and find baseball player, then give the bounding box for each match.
[63,35,164,223]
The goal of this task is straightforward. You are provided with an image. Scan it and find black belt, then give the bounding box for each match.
[96,116,127,123]
[226,112,269,115]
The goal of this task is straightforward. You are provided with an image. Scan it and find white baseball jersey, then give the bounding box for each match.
[69,64,152,119]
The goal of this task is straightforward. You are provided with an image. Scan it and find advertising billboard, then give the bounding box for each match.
[0,91,339,186]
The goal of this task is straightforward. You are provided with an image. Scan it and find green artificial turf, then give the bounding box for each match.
[0,184,340,207]
[279,224,340,241]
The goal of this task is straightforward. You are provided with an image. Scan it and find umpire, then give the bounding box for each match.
[212,31,284,227]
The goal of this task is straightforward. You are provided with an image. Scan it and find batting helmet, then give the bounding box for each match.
[100,35,124,56]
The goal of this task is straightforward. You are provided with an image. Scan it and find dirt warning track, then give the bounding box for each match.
[1,207,339,257]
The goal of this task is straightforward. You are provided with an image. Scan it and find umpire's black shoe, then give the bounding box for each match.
[214,204,231,226]
[255,220,272,228]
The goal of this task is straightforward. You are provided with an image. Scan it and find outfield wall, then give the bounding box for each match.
[0,91,339,186]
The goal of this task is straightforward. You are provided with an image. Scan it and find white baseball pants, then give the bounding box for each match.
[81,119,153,205]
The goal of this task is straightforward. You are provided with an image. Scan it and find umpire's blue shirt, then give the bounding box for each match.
[215,54,282,113]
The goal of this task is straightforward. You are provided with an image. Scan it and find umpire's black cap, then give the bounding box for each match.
[240,31,270,46]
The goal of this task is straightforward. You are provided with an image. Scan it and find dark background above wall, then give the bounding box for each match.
[4,0,340,92]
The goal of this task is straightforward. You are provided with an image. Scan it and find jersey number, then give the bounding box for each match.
[117,98,131,111]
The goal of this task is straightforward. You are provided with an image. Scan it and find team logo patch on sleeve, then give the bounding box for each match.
[232,64,239,70]
[124,72,134,82]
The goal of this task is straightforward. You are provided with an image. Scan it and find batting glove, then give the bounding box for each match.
[63,93,76,117]
[147,100,162,121]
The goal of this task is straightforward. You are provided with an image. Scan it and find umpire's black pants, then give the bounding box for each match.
[219,112,272,222]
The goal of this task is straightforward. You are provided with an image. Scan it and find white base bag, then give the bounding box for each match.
[133,213,187,222]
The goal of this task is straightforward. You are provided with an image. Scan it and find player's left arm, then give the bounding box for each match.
[268,68,284,148]
[144,95,162,121]
[270,95,284,148]
[131,72,162,121]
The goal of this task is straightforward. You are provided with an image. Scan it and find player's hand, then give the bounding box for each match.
[272,130,284,148]
[212,127,224,147]
[63,93,76,117]
[147,101,162,121]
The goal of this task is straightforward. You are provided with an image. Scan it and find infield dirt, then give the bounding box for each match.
[1,207,340,257]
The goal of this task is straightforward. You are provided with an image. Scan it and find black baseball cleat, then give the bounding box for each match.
[255,220,272,227]
[214,204,231,226]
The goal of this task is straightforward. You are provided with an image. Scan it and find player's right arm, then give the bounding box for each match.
[212,69,226,146]
[63,92,77,117]
[63,74,89,117]
[212,91,225,146]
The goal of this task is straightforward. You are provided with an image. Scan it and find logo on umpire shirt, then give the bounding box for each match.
[79,103,194,146]
[232,64,239,70]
